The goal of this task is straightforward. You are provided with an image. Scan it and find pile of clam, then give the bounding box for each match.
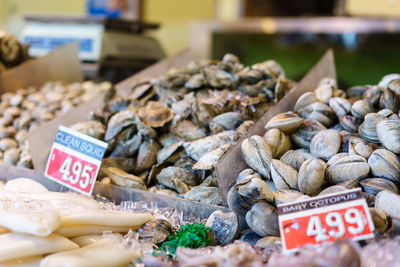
[0,81,111,168]
[71,54,294,205]
[228,75,400,238]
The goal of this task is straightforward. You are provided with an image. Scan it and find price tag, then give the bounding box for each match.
[44,125,108,196]
[278,188,374,253]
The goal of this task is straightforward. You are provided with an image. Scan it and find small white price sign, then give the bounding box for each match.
[44,125,108,196]
[278,188,374,252]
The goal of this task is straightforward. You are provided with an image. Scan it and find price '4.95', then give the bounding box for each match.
[45,147,98,195]
[59,157,94,190]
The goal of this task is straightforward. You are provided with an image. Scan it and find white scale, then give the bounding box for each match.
[20,16,165,62]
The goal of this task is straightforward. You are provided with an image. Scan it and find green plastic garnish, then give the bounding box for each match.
[153,223,212,258]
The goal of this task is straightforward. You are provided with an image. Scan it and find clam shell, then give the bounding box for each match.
[347,85,368,97]
[368,149,400,184]
[255,237,282,250]
[241,135,272,180]
[265,112,304,133]
[206,210,239,246]
[339,115,362,133]
[315,84,333,103]
[337,179,359,189]
[376,190,400,218]
[348,136,374,159]
[291,118,326,149]
[376,119,400,154]
[294,148,315,160]
[280,150,305,171]
[263,128,291,158]
[379,87,400,112]
[227,186,254,216]
[319,185,348,195]
[360,178,398,195]
[327,155,370,183]
[379,73,400,88]
[363,86,382,107]
[294,92,317,112]
[236,175,273,202]
[327,152,348,166]
[233,120,254,141]
[246,201,280,237]
[70,120,106,140]
[369,208,388,232]
[333,89,347,98]
[270,159,298,190]
[298,102,334,127]
[272,189,309,205]
[310,129,340,161]
[378,108,394,118]
[329,97,351,117]
[358,113,385,143]
[319,77,337,89]
[236,168,260,183]
[298,159,326,195]
[351,100,374,119]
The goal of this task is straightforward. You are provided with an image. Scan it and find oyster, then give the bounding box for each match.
[184,186,225,206]
[193,144,232,171]
[70,120,106,140]
[184,130,234,161]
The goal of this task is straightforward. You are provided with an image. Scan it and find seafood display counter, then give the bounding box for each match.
[0,44,400,266]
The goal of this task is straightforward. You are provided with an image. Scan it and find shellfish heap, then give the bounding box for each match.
[70,54,294,205]
[0,31,29,72]
[229,74,400,239]
[0,81,111,168]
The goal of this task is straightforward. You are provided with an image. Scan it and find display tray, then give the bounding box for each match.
[0,163,227,220]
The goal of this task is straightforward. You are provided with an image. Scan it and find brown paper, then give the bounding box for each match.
[216,49,336,200]
[0,43,83,93]
[0,163,226,219]
[28,49,194,172]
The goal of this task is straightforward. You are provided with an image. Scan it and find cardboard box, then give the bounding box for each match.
[0,42,83,93]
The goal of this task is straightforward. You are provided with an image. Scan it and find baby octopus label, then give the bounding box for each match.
[278,188,374,253]
[44,125,108,196]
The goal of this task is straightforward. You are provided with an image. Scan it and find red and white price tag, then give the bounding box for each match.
[44,125,108,196]
[278,188,374,252]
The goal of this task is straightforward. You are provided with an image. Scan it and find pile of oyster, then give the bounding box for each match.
[228,74,400,238]
[72,54,294,205]
[0,81,111,167]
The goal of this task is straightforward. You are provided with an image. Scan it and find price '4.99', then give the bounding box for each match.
[280,204,374,252]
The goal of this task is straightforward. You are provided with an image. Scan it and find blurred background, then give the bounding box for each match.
[1,0,400,85]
